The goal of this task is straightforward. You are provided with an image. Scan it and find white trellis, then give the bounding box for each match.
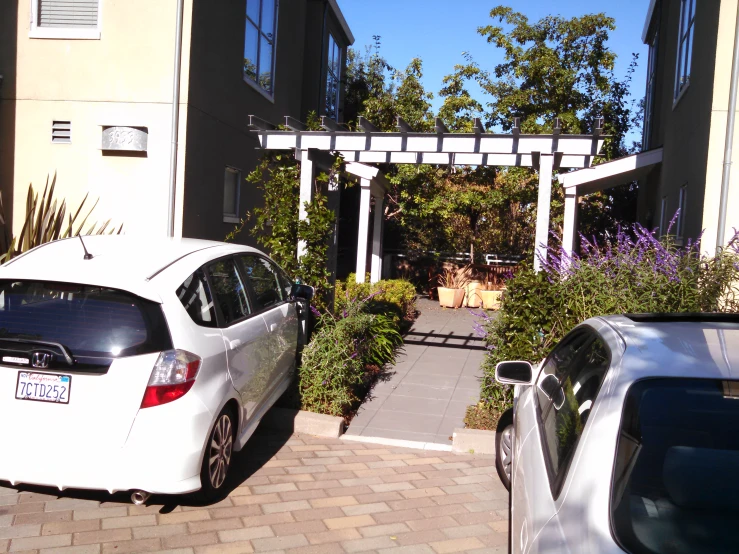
[249,115,607,282]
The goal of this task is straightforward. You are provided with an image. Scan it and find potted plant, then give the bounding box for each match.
[462,265,484,308]
[480,273,505,310]
[437,268,466,308]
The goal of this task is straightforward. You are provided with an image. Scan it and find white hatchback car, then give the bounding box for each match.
[0,235,312,503]
[495,313,739,554]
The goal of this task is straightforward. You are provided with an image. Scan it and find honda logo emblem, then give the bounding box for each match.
[31,352,51,369]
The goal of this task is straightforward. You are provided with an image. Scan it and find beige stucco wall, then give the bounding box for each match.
[10,0,192,238]
[702,0,739,253]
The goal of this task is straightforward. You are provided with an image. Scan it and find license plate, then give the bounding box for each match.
[15,371,71,404]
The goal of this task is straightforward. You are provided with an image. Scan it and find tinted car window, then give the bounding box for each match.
[539,335,609,491]
[536,330,592,413]
[612,378,739,554]
[240,255,283,311]
[0,280,171,367]
[176,268,217,327]
[207,258,250,325]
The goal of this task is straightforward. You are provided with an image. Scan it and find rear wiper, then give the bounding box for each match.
[0,338,74,366]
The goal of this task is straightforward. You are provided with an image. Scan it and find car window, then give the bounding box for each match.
[539,334,610,495]
[612,378,739,554]
[0,280,172,367]
[207,258,251,326]
[276,267,293,300]
[536,330,592,413]
[239,255,284,311]
[176,268,217,328]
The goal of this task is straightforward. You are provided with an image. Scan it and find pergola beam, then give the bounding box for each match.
[396,116,414,133]
[435,118,449,134]
[358,116,380,133]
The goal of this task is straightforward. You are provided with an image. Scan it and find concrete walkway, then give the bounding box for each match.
[346,298,490,446]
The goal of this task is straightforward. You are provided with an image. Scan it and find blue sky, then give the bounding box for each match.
[338,0,649,131]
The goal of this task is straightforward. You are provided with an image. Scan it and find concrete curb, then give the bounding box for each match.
[261,408,345,438]
[452,427,496,455]
[341,434,453,452]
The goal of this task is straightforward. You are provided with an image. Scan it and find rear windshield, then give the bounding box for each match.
[0,280,171,369]
[611,378,739,553]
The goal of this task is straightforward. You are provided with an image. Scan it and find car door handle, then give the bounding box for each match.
[269,323,278,333]
[229,339,242,349]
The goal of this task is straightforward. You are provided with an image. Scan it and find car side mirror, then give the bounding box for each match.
[539,374,565,410]
[495,361,534,385]
[289,283,315,301]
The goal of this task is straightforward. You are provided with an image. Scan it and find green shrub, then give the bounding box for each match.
[298,296,403,417]
[335,274,417,320]
[475,223,739,417]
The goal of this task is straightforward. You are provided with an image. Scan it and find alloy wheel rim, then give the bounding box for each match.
[208,415,233,489]
[500,425,513,481]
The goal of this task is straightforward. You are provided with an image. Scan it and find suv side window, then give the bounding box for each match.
[207,258,251,326]
[539,333,610,495]
[176,268,217,327]
[239,255,283,311]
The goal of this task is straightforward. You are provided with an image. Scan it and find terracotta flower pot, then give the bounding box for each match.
[480,290,503,310]
[465,280,484,308]
[438,287,465,308]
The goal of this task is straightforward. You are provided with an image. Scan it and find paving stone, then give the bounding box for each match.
[218,526,274,543]
[305,528,362,545]
[100,515,156,530]
[250,534,309,552]
[73,528,131,546]
[163,532,218,549]
[132,524,187,539]
[41,520,98,537]
[186,518,243,534]
[323,514,376,530]
[158,511,211,525]
[394,528,447,546]
[308,497,357,509]
[8,533,72,551]
[429,537,485,553]
[342,535,398,552]
[100,538,161,554]
[270,520,326,537]
[14,512,71,526]
[194,540,255,554]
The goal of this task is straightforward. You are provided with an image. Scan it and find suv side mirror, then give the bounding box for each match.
[495,361,533,385]
[289,283,315,301]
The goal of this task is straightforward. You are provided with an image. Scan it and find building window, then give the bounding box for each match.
[676,185,687,240]
[244,0,278,97]
[674,0,695,101]
[30,0,101,39]
[325,34,341,119]
[223,167,241,223]
[643,30,658,150]
[659,196,668,236]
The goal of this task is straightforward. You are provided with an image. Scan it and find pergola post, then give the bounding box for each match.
[562,190,578,265]
[297,149,315,259]
[533,153,554,272]
[355,179,371,283]
[370,195,384,284]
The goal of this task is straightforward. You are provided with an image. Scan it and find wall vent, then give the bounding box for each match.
[52,121,71,143]
[38,0,99,28]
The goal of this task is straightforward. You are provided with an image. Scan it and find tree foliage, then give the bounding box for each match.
[343,7,642,259]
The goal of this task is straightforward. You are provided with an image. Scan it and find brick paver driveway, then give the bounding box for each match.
[0,429,508,554]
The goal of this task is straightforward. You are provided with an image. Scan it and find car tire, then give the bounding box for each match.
[495,408,514,491]
[199,408,236,503]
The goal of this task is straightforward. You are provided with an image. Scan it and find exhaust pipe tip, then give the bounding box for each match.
[130,490,151,506]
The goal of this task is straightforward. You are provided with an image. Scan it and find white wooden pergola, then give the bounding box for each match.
[249,115,607,281]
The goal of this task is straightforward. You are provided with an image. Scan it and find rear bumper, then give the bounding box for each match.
[0,394,214,495]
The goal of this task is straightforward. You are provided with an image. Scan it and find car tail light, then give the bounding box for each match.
[140,349,201,409]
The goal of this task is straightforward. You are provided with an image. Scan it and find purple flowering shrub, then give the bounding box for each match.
[476,219,739,416]
[298,294,403,417]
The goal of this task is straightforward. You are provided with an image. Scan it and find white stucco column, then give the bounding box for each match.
[356,179,371,283]
[297,149,315,259]
[370,195,384,284]
[533,153,554,272]
[562,190,578,265]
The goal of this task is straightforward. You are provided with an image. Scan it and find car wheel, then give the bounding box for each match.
[495,408,514,491]
[199,409,235,502]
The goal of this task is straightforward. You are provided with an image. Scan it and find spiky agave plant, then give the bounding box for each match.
[0,173,123,263]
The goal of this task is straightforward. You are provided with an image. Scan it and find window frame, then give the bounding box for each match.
[676,185,687,241]
[235,254,291,316]
[30,0,102,40]
[642,27,659,150]
[659,196,668,236]
[244,0,279,101]
[324,32,342,119]
[673,0,695,104]
[534,327,612,499]
[223,166,242,224]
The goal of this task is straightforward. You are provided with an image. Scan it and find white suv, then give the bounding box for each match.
[496,314,739,554]
[0,235,312,503]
